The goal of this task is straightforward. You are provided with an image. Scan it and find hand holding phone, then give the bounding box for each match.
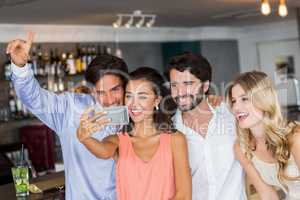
[94,103,129,125]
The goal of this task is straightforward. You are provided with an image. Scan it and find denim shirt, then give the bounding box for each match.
[11,63,118,200]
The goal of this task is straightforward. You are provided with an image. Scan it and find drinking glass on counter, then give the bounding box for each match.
[11,165,29,197]
[11,144,29,197]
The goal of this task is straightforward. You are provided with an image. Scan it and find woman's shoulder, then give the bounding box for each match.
[289,123,300,149]
[170,131,187,144]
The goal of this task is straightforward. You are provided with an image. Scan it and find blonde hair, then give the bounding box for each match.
[227,71,300,189]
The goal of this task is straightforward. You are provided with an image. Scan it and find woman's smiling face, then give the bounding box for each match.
[231,84,264,130]
[125,79,160,124]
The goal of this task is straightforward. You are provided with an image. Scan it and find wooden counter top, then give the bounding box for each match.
[0,171,65,200]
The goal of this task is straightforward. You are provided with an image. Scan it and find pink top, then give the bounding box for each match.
[116,133,175,200]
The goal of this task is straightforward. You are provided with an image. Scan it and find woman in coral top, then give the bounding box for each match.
[77,67,192,200]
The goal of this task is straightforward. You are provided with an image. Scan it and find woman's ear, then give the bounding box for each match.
[155,96,163,108]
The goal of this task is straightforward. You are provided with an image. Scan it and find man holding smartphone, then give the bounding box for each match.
[6,33,128,200]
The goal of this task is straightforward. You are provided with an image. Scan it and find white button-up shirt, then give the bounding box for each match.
[173,102,246,200]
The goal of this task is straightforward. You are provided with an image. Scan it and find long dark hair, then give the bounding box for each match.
[125,67,176,133]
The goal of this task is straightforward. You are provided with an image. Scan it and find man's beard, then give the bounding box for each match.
[174,87,205,112]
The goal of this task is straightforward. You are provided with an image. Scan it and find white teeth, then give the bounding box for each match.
[237,113,247,117]
[132,110,142,113]
[236,113,248,120]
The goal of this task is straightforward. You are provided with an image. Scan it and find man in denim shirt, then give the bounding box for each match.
[6,33,128,200]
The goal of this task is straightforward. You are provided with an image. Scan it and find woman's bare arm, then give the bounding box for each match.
[171,132,192,200]
[234,142,279,200]
[81,135,119,159]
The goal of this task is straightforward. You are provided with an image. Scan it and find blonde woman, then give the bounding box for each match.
[227,71,300,200]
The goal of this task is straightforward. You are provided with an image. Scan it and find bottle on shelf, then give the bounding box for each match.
[4,55,11,80]
[44,52,51,76]
[86,45,93,65]
[8,82,32,120]
[9,95,17,119]
[75,45,82,74]
[61,52,68,74]
[15,97,23,119]
[106,47,112,55]
[49,49,56,76]
[81,46,87,71]
[67,52,76,75]
[4,43,94,122]
[47,75,54,92]
[91,45,97,60]
[58,78,65,92]
[53,82,59,93]
[37,45,45,76]
[31,45,38,75]
[54,49,63,78]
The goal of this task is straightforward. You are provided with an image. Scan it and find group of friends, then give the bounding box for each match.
[5,33,300,200]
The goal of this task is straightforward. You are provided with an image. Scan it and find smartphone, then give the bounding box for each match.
[94,103,129,125]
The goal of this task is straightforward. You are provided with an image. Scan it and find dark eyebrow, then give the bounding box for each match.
[137,92,150,95]
[95,84,122,93]
[110,84,122,90]
[183,81,195,83]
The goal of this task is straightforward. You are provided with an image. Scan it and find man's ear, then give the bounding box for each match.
[203,81,210,93]
[91,87,97,97]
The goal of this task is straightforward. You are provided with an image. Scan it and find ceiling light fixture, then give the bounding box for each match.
[124,16,133,28]
[260,0,289,17]
[112,10,156,28]
[113,16,122,28]
[146,16,156,28]
[261,0,271,16]
[278,0,288,17]
[135,16,145,28]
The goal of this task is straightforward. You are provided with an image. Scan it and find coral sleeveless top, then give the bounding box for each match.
[116,133,175,200]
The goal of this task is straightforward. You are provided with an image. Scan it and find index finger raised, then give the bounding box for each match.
[26,31,35,51]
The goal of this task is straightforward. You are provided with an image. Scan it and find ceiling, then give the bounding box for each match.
[0,0,299,27]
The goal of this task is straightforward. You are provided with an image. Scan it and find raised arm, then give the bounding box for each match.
[171,132,192,200]
[77,108,119,159]
[234,142,279,200]
[6,33,78,134]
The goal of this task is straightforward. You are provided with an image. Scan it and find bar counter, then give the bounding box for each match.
[0,171,65,200]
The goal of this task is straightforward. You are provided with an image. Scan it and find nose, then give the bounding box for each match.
[231,101,241,115]
[103,92,117,107]
[128,96,138,107]
[175,84,187,97]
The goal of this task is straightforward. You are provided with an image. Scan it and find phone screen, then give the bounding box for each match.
[93,104,129,125]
